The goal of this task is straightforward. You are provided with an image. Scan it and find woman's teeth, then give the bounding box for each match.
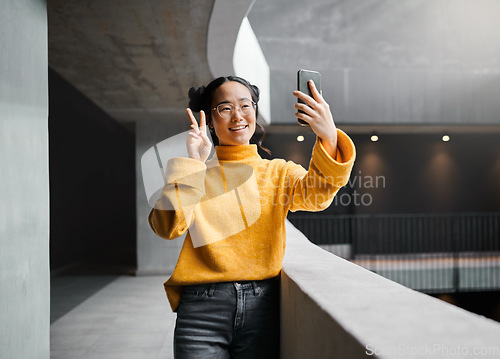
[229,125,247,131]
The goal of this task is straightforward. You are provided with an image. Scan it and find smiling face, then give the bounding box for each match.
[210,81,257,146]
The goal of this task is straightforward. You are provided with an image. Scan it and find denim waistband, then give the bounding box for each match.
[183,275,280,296]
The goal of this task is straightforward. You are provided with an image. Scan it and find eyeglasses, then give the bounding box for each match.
[212,100,256,119]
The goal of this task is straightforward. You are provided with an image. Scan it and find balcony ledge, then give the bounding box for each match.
[281,220,500,358]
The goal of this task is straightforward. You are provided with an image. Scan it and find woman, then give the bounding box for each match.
[148,76,355,358]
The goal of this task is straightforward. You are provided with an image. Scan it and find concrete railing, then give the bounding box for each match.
[280,221,500,359]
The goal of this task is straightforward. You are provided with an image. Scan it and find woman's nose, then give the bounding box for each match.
[231,108,244,121]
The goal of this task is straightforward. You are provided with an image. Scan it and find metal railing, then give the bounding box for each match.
[288,212,500,292]
[288,212,500,255]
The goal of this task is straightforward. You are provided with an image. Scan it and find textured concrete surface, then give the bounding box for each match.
[48,0,215,123]
[50,276,175,359]
[48,0,500,128]
[249,0,500,126]
[50,274,120,324]
[0,1,49,358]
[282,221,500,359]
[207,0,255,78]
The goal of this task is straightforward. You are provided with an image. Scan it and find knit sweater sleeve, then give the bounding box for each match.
[148,157,206,239]
[287,129,356,212]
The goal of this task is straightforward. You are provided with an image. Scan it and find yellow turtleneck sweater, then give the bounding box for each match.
[148,129,356,311]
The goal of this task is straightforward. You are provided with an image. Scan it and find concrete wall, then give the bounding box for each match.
[249,0,500,126]
[0,0,50,358]
[135,116,191,275]
[281,221,500,358]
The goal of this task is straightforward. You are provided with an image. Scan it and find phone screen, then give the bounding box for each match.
[297,69,321,126]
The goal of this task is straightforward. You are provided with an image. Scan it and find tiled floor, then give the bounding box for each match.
[51,274,120,324]
[50,275,176,359]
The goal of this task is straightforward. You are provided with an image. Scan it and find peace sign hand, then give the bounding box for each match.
[186,108,212,162]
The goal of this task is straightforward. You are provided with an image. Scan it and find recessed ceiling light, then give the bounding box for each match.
[370,134,379,142]
[442,135,450,142]
[297,135,305,142]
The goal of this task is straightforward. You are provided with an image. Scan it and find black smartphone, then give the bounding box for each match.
[297,69,321,126]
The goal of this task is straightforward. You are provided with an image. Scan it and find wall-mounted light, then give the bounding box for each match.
[370,133,379,142]
[297,135,304,142]
[442,134,450,142]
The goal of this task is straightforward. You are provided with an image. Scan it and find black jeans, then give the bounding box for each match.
[174,276,280,359]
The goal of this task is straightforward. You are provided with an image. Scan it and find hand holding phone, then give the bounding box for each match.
[297,69,321,126]
[294,69,338,157]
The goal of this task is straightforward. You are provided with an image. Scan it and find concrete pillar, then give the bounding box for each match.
[136,115,191,275]
[0,0,49,358]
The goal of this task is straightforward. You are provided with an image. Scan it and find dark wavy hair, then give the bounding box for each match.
[188,76,270,155]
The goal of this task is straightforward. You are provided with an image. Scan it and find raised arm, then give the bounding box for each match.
[286,130,356,213]
[148,109,211,239]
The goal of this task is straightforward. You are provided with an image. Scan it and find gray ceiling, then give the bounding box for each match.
[48,0,500,130]
[248,0,500,126]
[48,0,214,123]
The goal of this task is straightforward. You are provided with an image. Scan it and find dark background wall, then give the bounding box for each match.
[265,130,500,215]
[49,69,136,271]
